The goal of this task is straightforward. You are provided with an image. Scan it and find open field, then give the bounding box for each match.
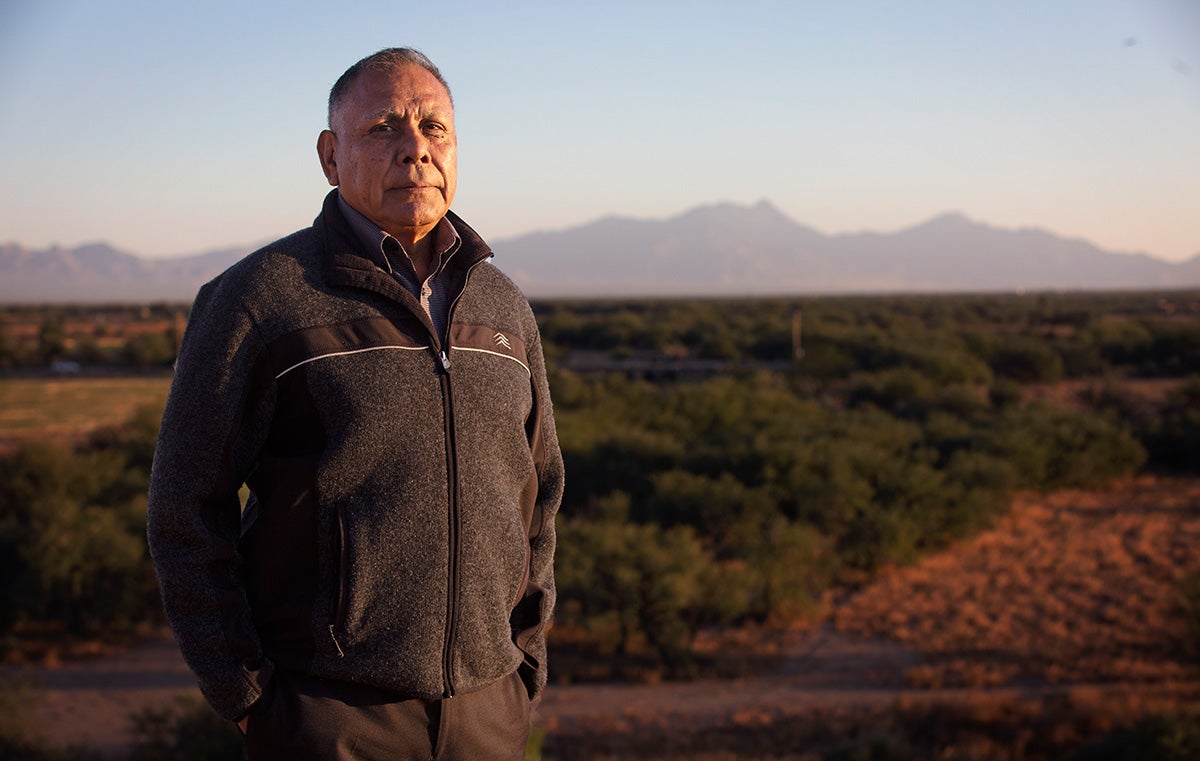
[834,475,1200,690]
[5,477,1197,759]
[0,375,170,452]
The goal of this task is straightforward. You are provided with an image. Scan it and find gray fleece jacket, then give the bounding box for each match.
[146,191,563,721]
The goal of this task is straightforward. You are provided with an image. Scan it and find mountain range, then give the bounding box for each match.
[3,202,1198,303]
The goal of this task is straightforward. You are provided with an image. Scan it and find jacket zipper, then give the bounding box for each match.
[344,255,487,694]
[434,258,484,699]
[438,350,459,698]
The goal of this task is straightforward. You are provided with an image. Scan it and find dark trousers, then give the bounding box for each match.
[243,669,531,761]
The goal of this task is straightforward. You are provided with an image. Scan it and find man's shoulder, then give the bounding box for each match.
[457,259,543,336]
[465,261,535,309]
[197,227,322,304]
[223,227,322,285]
[184,226,332,340]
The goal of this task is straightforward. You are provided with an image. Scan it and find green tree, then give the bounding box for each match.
[19,494,148,634]
[0,315,14,367]
[643,470,774,555]
[981,402,1146,489]
[122,329,177,367]
[0,409,163,639]
[37,311,67,364]
[1145,377,1200,472]
[731,516,831,623]
[989,337,1064,383]
[556,507,716,671]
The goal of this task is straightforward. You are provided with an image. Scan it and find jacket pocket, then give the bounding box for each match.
[327,505,349,657]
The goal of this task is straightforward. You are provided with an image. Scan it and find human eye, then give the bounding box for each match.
[422,120,448,137]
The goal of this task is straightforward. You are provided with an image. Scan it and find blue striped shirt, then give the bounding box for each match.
[337,193,462,343]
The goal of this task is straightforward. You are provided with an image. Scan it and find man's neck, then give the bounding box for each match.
[397,233,434,281]
[336,193,449,281]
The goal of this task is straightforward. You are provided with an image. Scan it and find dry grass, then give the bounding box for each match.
[542,688,1200,761]
[0,375,170,452]
[543,477,1200,760]
[834,475,1200,689]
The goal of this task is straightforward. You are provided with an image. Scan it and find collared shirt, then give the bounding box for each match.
[337,192,462,342]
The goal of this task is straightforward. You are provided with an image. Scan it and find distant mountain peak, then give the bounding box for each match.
[72,242,139,262]
[676,198,787,217]
[748,199,795,222]
[670,199,811,236]
[908,211,979,231]
[493,204,1196,296]
[2,204,1196,302]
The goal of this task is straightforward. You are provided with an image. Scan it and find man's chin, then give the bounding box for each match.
[377,207,448,239]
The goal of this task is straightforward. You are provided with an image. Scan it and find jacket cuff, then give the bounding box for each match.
[201,656,275,722]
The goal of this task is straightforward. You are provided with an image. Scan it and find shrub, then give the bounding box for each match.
[1179,571,1200,662]
[36,312,67,364]
[732,516,832,623]
[1144,377,1200,473]
[846,367,935,416]
[19,494,149,635]
[0,442,78,522]
[641,469,774,553]
[128,696,243,761]
[560,426,685,509]
[1075,712,1200,761]
[1094,319,1200,377]
[121,331,177,367]
[0,673,108,760]
[0,408,163,640]
[0,674,40,751]
[939,451,1016,531]
[981,403,1146,490]
[924,384,991,421]
[555,511,716,671]
[989,337,1065,383]
[988,378,1024,409]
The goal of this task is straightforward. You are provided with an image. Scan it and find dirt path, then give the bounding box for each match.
[3,635,201,754]
[3,626,921,755]
[7,476,1199,756]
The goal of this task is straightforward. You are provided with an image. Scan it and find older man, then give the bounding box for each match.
[147,48,563,760]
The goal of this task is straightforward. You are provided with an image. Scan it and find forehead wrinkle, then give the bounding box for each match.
[362,100,452,123]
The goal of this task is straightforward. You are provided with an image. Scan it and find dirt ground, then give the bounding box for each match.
[5,476,1199,757]
[834,474,1200,689]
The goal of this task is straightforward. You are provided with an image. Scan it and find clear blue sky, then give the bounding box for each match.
[1,0,1197,261]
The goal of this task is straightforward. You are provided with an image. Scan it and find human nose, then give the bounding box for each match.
[397,125,431,165]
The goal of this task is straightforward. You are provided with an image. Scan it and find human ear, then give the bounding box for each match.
[317,130,340,186]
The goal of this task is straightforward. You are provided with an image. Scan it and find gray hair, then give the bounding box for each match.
[327,47,452,129]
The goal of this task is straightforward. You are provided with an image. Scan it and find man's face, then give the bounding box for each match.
[318,64,457,243]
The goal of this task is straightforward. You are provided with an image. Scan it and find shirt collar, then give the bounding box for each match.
[336,192,460,277]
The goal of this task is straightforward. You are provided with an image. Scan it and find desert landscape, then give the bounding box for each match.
[4,476,1197,759]
[2,292,1198,759]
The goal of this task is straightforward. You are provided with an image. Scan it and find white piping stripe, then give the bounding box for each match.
[455,346,531,377]
[275,345,425,380]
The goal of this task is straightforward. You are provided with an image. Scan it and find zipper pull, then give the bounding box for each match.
[439,350,451,373]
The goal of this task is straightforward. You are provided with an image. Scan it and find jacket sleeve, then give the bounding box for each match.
[511,325,564,701]
[146,279,275,721]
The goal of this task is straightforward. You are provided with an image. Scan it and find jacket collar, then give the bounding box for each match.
[314,190,493,304]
